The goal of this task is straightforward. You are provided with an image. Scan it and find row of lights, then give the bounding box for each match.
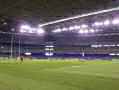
[20,24,45,35]
[93,18,119,27]
[52,25,97,34]
[52,18,119,34]
[19,18,119,35]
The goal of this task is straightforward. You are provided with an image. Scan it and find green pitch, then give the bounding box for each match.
[0,59,118,90]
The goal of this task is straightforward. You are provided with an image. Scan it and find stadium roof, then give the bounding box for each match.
[0,0,118,22]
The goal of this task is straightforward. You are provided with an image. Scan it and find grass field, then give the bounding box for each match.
[0,59,118,90]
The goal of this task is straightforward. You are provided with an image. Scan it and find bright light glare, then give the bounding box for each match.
[45,52,54,56]
[109,53,116,56]
[20,25,31,33]
[91,44,102,48]
[79,29,89,34]
[117,44,119,46]
[37,27,45,34]
[112,19,119,25]
[20,25,31,29]
[52,28,62,33]
[79,28,96,34]
[89,29,95,33]
[79,29,84,34]
[83,29,89,33]
[74,25,80,29]
[20,24,45,34]
[45,45,54,48]
[62,27,68,31]
[103,20,110,26]
[69,26,75,30]
[93,22,103,26]
[81,24,88,28]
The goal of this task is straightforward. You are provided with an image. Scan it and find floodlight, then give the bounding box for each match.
[79,29,84,34]
[30,28,36,33]
[37,27,45,34]
[62,27,68,31]
[52,28,62,33]
[81,24,88,28]
[93,22,103,27]
[112,19,119,25]
[11,28,15,32]
[74,25,80,29]
[89,29,95,33]
[79,29,89,34]
[69,26,75,30]
[83,29,89,33]
[20,24,31,33]
[103,20,110,26]
[0,46,4,49]
[3,22,7,25]
[20,25,31,30]
[117,44,119,47]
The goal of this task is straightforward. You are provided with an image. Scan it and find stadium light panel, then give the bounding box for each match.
[112,19,119,25]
